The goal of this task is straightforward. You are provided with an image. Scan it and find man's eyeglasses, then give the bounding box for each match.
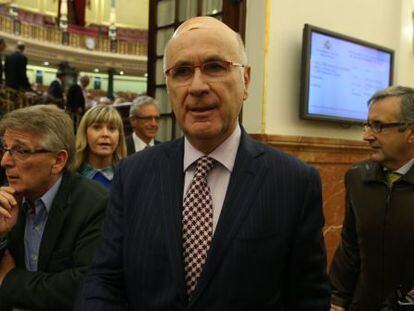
[0,148,52,161]
[362,121,413,133]
[164,60,245,85]
[133,116,161,122]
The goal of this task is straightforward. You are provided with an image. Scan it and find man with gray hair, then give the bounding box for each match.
[127,95,161,154]
[0,105,108,310]
[330,86,414,310]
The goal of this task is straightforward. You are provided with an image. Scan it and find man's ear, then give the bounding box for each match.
[243,65,251,101]
[51,150,68,175]
[407,125,414,143]
[128,116,136,127]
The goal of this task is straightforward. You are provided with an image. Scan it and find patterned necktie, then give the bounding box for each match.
[182,156,216,296]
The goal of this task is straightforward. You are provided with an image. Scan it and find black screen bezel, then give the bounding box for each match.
[299,24,394,124]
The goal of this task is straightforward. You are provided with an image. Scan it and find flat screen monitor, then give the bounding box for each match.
[300,24,394,124]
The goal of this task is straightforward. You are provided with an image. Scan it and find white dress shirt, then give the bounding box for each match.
[183,125,241,232]
[132,132,155,152]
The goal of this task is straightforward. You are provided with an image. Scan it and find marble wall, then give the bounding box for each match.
[250,133,371,265]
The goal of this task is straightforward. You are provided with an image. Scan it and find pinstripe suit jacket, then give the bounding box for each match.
[77,130,330,310]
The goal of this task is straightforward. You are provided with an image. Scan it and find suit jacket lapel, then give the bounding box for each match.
[189,131,267,306]
[126,135,135,155]
[37,172,71,271]
[160,139,187,298]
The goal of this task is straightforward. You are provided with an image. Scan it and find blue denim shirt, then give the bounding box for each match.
[22,176,62,272]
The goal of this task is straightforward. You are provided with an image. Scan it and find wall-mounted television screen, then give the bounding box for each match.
[300,24,394,124]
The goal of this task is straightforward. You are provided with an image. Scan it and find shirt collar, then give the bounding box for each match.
[79,163,114,180]
[184,124,241,172]
[23,175,62,214]
[392,158,414,175]
[132,132,154,149]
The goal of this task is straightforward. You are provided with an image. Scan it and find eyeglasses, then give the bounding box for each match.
[133,115,161,122]
[164,60,245,85]
[362,121,413,133]
[0,148,52,161]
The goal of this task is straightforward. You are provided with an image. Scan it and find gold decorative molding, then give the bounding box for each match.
[250,133,370,164]
[261,0,270,134]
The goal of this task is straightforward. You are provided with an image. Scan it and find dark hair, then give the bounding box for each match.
[16,41,25,52]
[368,86,414,123]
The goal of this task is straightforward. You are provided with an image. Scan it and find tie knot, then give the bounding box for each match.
[387,171,402,184]
[194,156,215,178]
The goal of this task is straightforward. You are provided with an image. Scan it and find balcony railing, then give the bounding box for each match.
[0,10,147,57]
[0,87,38,115]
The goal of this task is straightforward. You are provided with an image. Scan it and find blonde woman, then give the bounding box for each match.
[73,104,127,189]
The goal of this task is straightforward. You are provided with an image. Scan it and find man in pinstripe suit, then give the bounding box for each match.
[77,16,330,311]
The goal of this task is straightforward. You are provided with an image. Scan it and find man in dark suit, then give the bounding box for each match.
[67,74,89,116]
[77,16,330,310]
[4,42,31,91]
[0,105,108,310]
[66,81,85,115]
[66,74,89,130]
[47,70,66,108]
[126,95,161,155]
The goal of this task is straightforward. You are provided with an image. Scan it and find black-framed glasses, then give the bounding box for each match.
[133,115,161,122]
[164,60,245,85]
[362,121,413,133]
[0,148,52,161]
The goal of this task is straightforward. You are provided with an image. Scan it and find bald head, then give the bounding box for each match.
[173,16,232,36]
[164,16,247,70]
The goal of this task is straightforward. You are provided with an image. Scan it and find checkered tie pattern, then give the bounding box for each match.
[182,156,216,296]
